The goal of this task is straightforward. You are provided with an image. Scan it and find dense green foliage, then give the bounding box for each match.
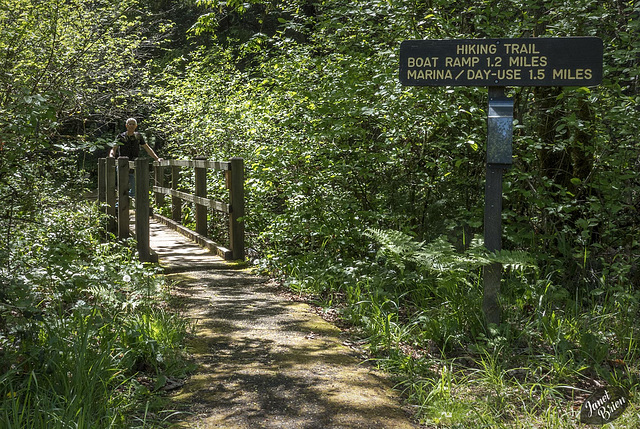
[0,164,192,428]
[151,0,639,293]
[0,180,191,423]
[2,0,639,426]
[0,1,191,427]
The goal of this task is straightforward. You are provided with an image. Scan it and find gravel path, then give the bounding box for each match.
[149,220,419,428]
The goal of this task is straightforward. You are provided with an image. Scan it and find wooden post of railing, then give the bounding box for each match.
[229,157,245,260]
[98,158,106,203]
[171,164,181,223]
[105,157,116,233]
[195,156,208,237]
[135,158,150,262]
[154,162,165,208]
[117,157,130,239]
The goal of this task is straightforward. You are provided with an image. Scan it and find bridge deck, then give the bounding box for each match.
[148,218,228,273]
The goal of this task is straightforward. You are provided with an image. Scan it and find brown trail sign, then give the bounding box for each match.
[399,37,603,325]
[399,37,603,87]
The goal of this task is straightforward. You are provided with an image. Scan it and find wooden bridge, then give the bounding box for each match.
[97,156,245,263]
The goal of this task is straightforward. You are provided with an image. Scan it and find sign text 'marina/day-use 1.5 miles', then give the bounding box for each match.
[399,37,603,87]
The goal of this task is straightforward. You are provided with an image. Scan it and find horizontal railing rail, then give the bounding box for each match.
[152,188,231,213]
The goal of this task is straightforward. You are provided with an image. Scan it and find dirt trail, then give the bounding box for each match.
[150,220,419,428]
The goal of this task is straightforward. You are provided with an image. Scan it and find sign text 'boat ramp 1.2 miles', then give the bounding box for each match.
[399,37,603,87]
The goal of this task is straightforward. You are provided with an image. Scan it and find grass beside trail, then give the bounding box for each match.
[274,229,640,428]
[0,198,195,428]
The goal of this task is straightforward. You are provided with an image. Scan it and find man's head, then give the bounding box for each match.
[125,118,138,134]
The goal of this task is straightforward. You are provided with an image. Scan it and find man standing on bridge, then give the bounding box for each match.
[109,118,162,197]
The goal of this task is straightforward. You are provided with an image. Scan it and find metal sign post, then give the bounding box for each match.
[483,87,513,325]
[399,37,603,325]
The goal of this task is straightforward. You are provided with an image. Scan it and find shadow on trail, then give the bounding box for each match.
[165,268,418,428]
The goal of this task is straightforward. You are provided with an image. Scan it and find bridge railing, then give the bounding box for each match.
[153,157,244,261]
[98,157,155,262]
[97,156,245,262]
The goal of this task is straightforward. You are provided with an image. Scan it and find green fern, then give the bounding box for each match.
[365,228,424,256]
[412,237,459,272]
[366,228,462,273]
[466,239,537,271]
[366,228,536,273]
[364,228,425,273]
[489,249,536,270]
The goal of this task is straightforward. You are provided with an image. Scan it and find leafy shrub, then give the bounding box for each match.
[0,168,192,428]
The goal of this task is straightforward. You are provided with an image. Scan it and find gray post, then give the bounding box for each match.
[483,166,504,325]
[105,157,116,233]
[135,158,150,262]
[483,87,513,326]
[117,157,130,239]
[194,156,208,237]
[229,157,245,260]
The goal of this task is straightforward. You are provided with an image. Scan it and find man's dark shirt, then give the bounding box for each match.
[114,132,145,159]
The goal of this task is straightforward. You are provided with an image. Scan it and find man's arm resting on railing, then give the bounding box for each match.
[142,144,163,162]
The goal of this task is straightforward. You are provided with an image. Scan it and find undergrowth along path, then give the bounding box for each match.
[149,220,419,428]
